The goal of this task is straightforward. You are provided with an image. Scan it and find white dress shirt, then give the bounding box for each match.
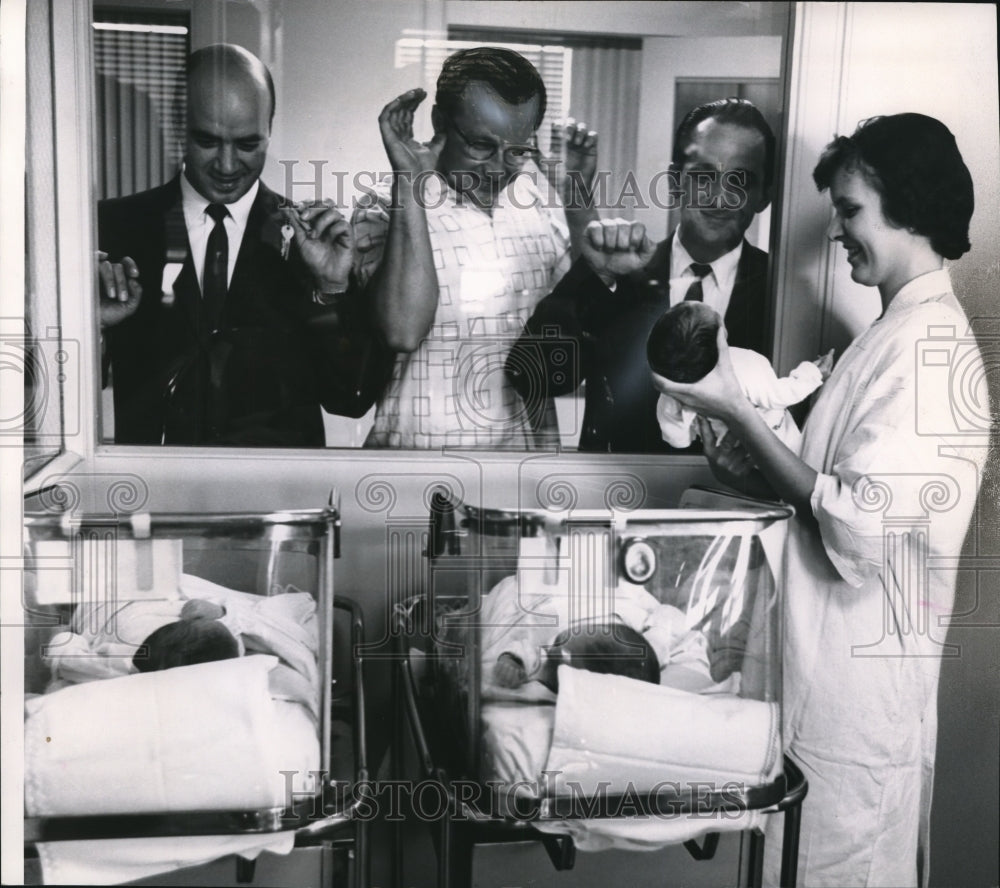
[667,229,743,317]
[180,172,258,292]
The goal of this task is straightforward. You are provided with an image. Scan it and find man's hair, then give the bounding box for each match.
[133,619,239,673]
[180,43,276,129]
[812,113,973,260]
[435,47,547,128]
[647,302,720,383]
[555,623,661,685]
[672,97,776,193]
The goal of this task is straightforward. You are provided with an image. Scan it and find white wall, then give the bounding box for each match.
[774,2,1000,372]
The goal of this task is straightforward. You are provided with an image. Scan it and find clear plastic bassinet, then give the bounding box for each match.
[410,486,794,820]
[21,505,366,855]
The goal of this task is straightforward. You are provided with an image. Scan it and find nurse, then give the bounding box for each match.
[652,113,984,886]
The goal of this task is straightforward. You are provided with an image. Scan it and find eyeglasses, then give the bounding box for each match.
[444,111,541,166]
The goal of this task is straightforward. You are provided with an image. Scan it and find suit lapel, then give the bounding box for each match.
[730,239,753,307]
[726,240,771,354]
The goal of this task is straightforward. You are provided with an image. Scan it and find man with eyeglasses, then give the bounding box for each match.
[352,47,596,448]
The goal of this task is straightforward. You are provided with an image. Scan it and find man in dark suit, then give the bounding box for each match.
[507,98,775,453]
[97,44,386,446]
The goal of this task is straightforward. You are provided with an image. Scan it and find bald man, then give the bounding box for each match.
[98,44,388,446]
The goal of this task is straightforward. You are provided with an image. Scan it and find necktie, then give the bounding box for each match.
[203,203,230,332]
[684,262,713,302]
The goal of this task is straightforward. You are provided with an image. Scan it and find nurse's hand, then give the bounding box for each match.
[699,416,755,485]
[650,325,746,424]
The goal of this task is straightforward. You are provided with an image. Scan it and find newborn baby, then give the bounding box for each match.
[480,571,719,700]
[493,621,660,692]
[647,302,833,450]
[132,599,239,673]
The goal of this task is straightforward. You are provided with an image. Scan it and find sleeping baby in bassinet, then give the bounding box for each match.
[26,573,323,841]
[476,568,782,852]
[42,574,319,715]
[480,570,729,703]
[132,599,238,672]
[493,622,661,692]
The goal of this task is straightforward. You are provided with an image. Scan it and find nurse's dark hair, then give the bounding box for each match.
[435,47,547,128]
[647,302,720,383]
[672,98,777,192]
[812,113,974,260]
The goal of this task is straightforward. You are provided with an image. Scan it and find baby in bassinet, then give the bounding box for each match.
[43,579,320,707]
[647,302,833,450]
[132,599,239,673]
[481,571,722,699]
[494,622,661,692]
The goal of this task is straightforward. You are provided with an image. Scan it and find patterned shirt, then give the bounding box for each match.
[352,173,570,448]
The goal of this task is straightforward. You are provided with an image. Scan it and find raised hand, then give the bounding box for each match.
[97,251,142,328]
[581,218,657,285]
[284,200,354,292]
[378,88,446,177]
[561,117,598,191]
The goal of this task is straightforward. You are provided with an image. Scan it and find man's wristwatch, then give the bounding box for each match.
[311,273,353,305]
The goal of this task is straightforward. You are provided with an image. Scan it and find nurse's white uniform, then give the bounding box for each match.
[763,269,985,887]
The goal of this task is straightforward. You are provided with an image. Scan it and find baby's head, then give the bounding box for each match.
[647,302,721,382]
[133,600,238,673]
[539,622,660,691]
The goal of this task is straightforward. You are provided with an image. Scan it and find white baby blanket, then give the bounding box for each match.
[536,667,780,850]
[25,655,318,817]
[545,667,781,795]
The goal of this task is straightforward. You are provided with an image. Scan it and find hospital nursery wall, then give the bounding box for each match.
[16,2,1000,887]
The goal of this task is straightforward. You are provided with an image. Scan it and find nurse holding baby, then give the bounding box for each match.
[653,113,985,887]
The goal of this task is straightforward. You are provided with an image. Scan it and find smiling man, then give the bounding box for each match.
[97,44,386,446]
[352,47,596,449]
[507,98,776,453]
